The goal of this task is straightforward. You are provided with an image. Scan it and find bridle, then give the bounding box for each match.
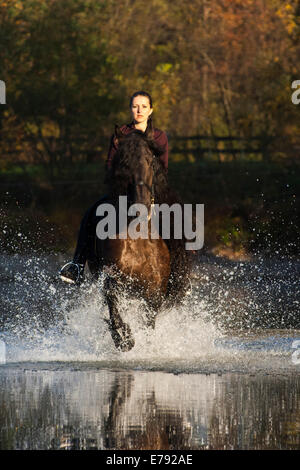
[135,180,155,204]
[133,153,156,218]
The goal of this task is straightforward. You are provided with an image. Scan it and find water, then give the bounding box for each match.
[0,253,299,449]
[1,367,300,450]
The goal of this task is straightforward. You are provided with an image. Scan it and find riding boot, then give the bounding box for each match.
[59,195,109,284]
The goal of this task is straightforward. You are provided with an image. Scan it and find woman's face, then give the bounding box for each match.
[131,95,153,125]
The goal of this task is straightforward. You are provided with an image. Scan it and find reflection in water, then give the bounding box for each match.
[0,367,299,450]
[0,243,299,450]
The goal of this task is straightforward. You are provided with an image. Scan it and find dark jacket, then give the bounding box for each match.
[106,122,168,171]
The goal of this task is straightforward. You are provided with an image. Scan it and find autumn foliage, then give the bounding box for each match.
[0,0,299,168]
[0,1,299,257]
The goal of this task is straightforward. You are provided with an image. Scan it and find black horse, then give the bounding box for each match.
[87,128,191,351]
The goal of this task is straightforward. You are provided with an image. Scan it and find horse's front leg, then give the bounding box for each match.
[144,293,164,330]
[104,276,135,352]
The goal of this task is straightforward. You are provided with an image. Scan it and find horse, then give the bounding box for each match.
[87,127,191,352]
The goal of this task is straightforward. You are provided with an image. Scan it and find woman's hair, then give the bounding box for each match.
[129,90,153,108]
[129,90,154,139]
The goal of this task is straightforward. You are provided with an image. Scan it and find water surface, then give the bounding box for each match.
[0,254,299,450]
[1,366,300,450]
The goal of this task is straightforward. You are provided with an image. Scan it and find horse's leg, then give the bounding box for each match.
[144,295,164,329]
[145,309,156,329]
[104,276,135,352]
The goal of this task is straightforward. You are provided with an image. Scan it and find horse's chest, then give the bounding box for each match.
[103,238,170,287]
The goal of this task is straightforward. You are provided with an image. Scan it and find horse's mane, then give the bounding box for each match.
[108,130,192,304]
[109,130,162,195]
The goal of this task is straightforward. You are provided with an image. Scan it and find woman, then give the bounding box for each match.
[59,91,169,285]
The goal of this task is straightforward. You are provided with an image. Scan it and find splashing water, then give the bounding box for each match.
[0,253,299,374]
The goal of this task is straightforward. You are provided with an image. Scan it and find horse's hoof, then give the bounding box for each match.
[145,317,156,329]
[111,323,135,352]
[118,336,135,352]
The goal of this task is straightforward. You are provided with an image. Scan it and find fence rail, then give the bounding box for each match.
[168,135,272,160]
[1,134,274,162]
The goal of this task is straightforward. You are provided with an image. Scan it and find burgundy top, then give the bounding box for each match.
[106,122,168,171]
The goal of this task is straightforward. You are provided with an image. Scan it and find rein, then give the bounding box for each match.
[134,154,156,220]
[135,180,155,205]
[134,153,156,205]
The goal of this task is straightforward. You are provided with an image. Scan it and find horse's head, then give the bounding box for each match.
[111,127,162,214]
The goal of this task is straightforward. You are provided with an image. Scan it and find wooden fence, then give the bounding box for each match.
[169,135,273,161]
[1,134,274,164]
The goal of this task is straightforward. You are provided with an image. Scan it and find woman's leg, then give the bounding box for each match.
[60,196,108,284]
[74,196,109,263]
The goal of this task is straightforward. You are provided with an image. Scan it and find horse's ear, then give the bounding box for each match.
[113,124,123,147]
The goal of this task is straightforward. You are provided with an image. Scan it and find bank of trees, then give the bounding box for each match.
[0,0,299,170]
